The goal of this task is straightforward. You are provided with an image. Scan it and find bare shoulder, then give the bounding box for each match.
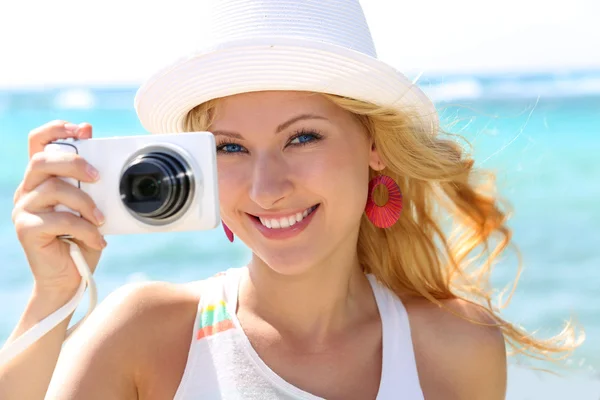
[47,280,203,400]
[402,296,507,400]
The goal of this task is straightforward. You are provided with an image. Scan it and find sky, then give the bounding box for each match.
[0,0,599,88]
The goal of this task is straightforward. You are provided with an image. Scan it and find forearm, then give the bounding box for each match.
[0,288,77,400]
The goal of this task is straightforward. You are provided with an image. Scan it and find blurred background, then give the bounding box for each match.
[0,0,598,398]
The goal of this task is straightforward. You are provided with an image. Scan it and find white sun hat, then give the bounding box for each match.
[134,0,438,134]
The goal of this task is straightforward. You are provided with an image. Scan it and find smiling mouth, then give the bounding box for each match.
[249,204,320,229]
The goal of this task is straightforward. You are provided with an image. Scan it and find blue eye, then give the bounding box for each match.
[290,134,314,144]
[289,131,322,146]
[216,143,246,154]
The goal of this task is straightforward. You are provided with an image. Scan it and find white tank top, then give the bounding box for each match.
[174,267,424,399]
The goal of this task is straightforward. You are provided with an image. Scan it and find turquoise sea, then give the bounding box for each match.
[0,71,599,399]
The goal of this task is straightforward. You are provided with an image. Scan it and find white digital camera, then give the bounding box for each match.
[44,132,220,235]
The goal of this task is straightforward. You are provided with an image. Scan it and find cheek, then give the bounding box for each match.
[216,161,247,208]
[329,139,371,212]
[293,141,371,209]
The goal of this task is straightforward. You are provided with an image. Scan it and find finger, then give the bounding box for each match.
[76,123,93,140]
[16,177,104,227]
[13,210,106,251]
[21,151,99,195]
[28,120,92,158]
[13,180,25,205]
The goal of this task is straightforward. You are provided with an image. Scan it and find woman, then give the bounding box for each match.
[1,0,580,399]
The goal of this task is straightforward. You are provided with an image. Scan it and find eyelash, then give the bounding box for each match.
[215,128,324,155]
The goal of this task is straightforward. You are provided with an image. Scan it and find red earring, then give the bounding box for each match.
[222,221,234,242]
[365,175,403,228]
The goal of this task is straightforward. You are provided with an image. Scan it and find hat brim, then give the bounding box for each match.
[134,37,438,134]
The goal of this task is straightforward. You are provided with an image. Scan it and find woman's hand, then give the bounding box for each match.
[11,120,106,299]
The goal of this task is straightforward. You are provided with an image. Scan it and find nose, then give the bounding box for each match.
[249,153,293,210]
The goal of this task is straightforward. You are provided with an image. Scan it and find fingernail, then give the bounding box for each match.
[93,208,105,225]
[86,164,99,180]
[101,236,108,248]
[64,123,79,134]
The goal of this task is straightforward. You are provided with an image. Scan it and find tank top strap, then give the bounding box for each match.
[366,274,425,399]
[192,268,245,341]
[174,268,247,400]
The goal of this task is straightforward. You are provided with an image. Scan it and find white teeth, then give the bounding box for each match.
[258,206,316,229]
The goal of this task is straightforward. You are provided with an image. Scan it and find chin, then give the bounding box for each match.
[252,249,321,277]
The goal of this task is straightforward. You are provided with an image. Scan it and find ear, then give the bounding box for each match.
[368,141,385,172]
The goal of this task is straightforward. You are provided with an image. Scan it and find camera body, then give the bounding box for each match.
[44,132,220,235]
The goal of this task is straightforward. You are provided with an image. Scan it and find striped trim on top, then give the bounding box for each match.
[196,300,235,340]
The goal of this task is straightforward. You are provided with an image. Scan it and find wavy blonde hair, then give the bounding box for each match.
[184,91,583,364]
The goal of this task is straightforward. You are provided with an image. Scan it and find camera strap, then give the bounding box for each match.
[0,239,98,365]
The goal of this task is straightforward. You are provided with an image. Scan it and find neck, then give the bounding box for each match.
[238,241,377,344]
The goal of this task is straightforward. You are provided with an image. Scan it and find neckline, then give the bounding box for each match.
[224,267,390,400]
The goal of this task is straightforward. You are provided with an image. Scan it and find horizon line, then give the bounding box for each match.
[1,66,599,91]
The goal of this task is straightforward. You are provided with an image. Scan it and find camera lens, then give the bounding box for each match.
[119,148,193,222]
[131,176,160,200]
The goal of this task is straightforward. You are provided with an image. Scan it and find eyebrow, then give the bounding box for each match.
[212,114,328,139]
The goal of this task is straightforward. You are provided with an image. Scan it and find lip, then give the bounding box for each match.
[248,204,319,240]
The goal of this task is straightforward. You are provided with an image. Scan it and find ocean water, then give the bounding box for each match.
[0,71,599,399]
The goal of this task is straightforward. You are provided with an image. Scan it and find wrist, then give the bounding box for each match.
[32,280,81,303]
[29,283,81,319]
[6,285,80,343]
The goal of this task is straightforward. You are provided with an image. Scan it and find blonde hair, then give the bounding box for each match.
[184,92,584,365]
